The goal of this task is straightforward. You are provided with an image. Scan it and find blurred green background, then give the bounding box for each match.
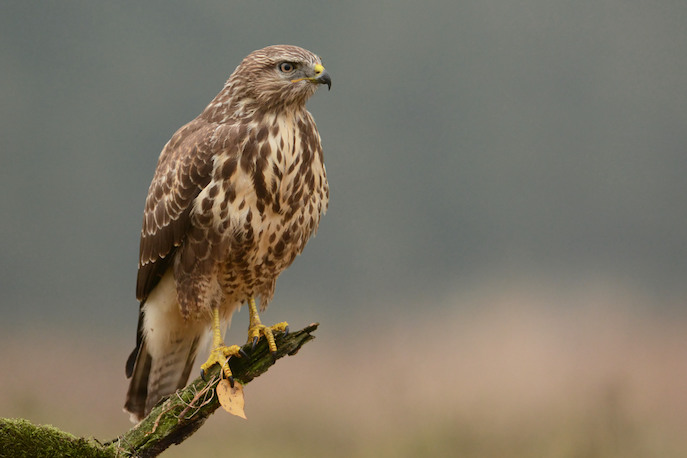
[1,1,686,456]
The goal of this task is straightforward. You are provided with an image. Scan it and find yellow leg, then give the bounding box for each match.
[200,307,242,381]
[246,297,289,355]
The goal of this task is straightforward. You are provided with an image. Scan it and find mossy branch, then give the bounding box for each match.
[0,323,319,458]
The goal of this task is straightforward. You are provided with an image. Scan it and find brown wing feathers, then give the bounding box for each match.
[127,126,214,381]
[136,127,214,302]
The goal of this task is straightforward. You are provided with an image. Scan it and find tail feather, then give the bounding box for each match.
[124,341,152,421]
[145,334,201,414]
[124,271,207,422]
[124,334,201,422]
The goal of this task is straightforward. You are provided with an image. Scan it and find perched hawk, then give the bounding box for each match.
[124,45,331,422]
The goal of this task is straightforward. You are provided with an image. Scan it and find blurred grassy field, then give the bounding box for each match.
[2,281,686,457]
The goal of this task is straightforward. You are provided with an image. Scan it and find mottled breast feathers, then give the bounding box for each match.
[136,107,328,318]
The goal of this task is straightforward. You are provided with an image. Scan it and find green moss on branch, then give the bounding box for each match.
[0,323,319,458]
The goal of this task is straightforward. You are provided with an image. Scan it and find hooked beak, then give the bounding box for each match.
[293,63,332,90]
[312,64,332,90]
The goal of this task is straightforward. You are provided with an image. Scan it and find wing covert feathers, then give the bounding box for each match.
[136,121,215,302]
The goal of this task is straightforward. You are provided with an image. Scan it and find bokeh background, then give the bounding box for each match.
[2,1,686,456]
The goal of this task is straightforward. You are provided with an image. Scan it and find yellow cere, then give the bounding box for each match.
[291,64,325,84]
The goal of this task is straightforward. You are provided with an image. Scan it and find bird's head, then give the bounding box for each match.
[228,45,331,109]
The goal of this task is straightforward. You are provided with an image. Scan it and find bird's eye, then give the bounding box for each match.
[279,62,295,73]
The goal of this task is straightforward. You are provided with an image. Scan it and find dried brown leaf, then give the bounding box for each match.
[216,379,247,419]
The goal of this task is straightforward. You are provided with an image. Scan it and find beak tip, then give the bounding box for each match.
[323,77,332,91]
[316,70,332,91]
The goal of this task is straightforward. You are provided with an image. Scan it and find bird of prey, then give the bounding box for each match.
[124,45,331,422]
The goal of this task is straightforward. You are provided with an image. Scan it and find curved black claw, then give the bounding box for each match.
[227,375,235,388]
[238,348,249,359]
[200,368,207,382]
[251,336,259,351]
[283,325,290,337]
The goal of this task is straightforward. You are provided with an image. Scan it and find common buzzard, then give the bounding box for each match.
[124,45,331,421]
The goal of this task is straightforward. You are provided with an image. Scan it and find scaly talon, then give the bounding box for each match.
[246,297,289,355]
[199,308,243,381]
[200,343,242,380]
